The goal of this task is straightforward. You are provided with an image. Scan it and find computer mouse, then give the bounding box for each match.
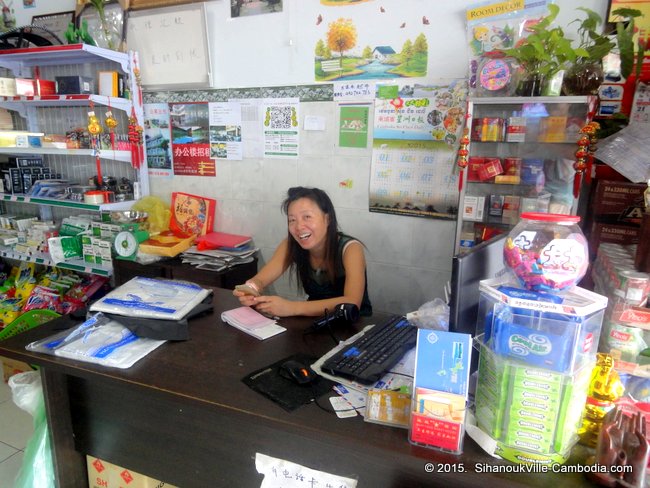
[279,359,318,385]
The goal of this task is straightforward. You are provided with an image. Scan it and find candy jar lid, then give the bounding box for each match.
[520,212,581,223]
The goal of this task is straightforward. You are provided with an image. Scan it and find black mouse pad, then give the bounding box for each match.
[242,353,334,412]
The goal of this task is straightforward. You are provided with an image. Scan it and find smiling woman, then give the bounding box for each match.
[233,187,372,319]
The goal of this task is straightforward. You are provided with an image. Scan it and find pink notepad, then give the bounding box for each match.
[221,306,286,340]
[226,306,274,329]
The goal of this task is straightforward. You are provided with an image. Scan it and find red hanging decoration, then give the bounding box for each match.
[456,127,470,192]
[128,107,144,169]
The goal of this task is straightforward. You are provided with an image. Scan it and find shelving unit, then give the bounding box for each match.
[455,96,597,254]
[0,44,149,276]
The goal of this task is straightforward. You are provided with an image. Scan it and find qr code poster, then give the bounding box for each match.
[262,98,300,158]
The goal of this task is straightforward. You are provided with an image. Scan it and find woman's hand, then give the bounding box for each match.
[251,295,294,318]
[233,289,258,307]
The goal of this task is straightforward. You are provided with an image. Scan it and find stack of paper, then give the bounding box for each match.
[221,306,286,340]
[89,277,211,321]
[181,245,258,272]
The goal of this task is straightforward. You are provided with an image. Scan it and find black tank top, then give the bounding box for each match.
[302,234,372,316]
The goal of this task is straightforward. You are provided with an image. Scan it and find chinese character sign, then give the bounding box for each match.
[169,102,215,177]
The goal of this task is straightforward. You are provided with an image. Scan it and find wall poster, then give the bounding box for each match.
[144,103,173,178]
[368,80,468,219]
[169,102,215,176]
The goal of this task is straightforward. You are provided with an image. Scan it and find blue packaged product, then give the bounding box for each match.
[521,158,545,185]
[491,307,577,372]
[496,286,564,304]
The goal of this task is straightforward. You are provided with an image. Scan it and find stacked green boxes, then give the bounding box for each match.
[474,278,608,465]
[476,344,593,464]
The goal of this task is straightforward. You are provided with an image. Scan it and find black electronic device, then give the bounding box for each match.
[449,234,507,337]
[279,359,318,385]
[321,315,416,384]
[311,303,359,331]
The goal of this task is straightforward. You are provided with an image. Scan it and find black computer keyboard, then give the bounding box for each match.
[321,315,417,384]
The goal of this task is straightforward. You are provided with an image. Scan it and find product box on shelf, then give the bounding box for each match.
[589,223,641,258]
[590,180,646,222]
[0,77,16,97]
[467,157,485,182]
[35,79,56,96]
[14,78,35,96]
[462,195,485,222]
[501,195,520,224]
[600,303,650,378]
[473,341,593,465]
[520,159,545,186]
[98,70,125,97]
[55,75,94,95]
[505,117,526,142]
[477,278,608,374]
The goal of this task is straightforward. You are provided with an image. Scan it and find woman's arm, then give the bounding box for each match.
[252,240,367,318]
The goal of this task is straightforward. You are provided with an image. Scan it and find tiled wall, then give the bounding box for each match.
[145,89,456,315]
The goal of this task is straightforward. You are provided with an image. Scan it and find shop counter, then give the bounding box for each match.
[0,288,597,488]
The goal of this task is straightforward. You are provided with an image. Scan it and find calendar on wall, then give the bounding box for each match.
[369,81,468,219]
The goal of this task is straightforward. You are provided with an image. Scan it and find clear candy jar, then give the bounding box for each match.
[503,212,589,292]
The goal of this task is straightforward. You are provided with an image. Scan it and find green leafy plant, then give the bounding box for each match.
[504,4,578,80]
[570,7,647,79]
[612,7,648,81]
[571,8,615,64]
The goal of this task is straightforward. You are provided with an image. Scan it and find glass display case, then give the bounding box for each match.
[455,95,598,254]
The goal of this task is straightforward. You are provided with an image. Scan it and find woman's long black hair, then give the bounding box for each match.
[282,187,340,289]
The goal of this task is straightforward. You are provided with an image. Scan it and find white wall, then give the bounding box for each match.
[13,0,607,315]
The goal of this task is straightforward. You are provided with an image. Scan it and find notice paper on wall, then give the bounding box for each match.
[261,98,300,158]
[209,101,243,160]
[255,453,357,488]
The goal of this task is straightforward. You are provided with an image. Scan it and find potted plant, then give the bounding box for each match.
[563,7,646,95]
[562,8,614,95]
[504,4,578,96]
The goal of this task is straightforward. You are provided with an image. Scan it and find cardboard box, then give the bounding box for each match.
[14,78,35,96]
[589,222,640,257]
[169,192,216,237]
[463,195,485,222]
[590,180,646,226]
[87,456,177,488]
[478,158,503,181]
[35,79,57,96]
[2,356,36,383]
[98,71,125,98]
[0,77,16,97]
[56,75,94,94]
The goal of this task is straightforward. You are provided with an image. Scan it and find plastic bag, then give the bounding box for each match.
[9,371,55,488]
[408,298,450,331]
[131,195,171,234]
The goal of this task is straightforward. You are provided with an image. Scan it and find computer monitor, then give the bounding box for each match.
[449,233,508,337]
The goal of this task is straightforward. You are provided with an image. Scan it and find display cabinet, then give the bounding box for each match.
[455,96,598,254]
[0,44,148,276]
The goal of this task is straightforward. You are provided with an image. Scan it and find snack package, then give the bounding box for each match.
[466,0,552,96]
